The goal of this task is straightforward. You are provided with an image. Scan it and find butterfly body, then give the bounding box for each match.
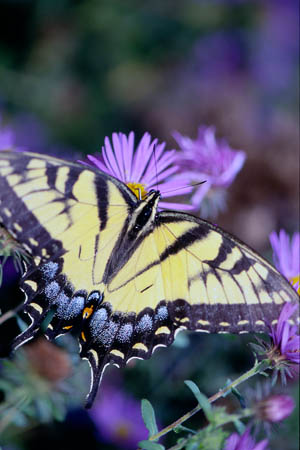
[0,150,298,407]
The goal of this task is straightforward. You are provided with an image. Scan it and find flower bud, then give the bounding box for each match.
[255,394,295,423]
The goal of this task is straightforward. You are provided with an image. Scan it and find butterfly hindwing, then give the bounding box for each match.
[78,210,299,407]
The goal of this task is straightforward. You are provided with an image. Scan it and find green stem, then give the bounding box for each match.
[0,304,24,325]
[167,409,253,450]
[148,359,270,443]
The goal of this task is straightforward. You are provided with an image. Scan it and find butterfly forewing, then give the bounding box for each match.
[0,151,135,345]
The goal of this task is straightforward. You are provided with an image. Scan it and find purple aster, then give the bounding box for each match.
[269,230,300,293]
[89,384,148,449]
[250,302,299,384]
[255,394,295,423]
[173,127,246,216]
[268,302,300,366]
[224,428,268,450]
[82,131,193,210]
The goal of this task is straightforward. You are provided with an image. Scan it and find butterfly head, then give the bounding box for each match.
[127,190,161,239]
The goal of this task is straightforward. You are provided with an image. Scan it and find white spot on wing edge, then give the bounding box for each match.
[85,361,110,402]
[174,326,187,338]
[126,356,144,364]
[88,349,99,366]
[152,343,167,353]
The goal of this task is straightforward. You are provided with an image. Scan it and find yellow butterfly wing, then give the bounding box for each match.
[79,211,299,406]
[0,151,137,345]
[0,151,299,408]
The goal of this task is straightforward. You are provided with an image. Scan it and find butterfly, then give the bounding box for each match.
[0,150,298,407]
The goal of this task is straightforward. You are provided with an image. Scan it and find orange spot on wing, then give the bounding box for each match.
[83,305,94,319]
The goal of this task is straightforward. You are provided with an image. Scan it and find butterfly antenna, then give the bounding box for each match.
[162,180,206,195]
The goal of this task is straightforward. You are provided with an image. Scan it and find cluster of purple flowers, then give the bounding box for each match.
[82,127,245,215]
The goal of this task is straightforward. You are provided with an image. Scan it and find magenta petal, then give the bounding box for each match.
[269,230,300,280]
[224,432,240,450]
[84,131,193,210]
[103,137,123,180]
[122,131,134,179]
[159,201,194,211]
[253,440,269,450]
[112,133,126,178]
[131,133,152,181]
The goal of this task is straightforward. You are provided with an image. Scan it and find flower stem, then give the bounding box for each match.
[0,304,24,325]
[148,359,271,443]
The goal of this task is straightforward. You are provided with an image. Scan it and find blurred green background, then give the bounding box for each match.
[0,1,299,449]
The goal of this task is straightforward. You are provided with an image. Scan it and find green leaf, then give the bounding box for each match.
[221,379,233,398]
[141,399,158,437]
[233,419,246,435]
[16,315,29,333]
[185,426,228,450]
[174,425,197,435]
[184,380,213,421]
[138,440,165,450]
[231,386,246,409]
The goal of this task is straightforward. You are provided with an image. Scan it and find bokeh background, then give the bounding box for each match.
[0,1,299,449]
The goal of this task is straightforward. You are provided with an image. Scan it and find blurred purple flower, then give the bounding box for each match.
[269,302,300,366]
[82,131,193,210]
[255,394,294,423]
[0,257,20,288]
[251,1,299,96]
[224,428,268,450]
[0,115,16,150]
[269,230,300,293]
[12,114,50,153]
[173,127,246,216]
[192,31,244,80]
[89,385,148,449]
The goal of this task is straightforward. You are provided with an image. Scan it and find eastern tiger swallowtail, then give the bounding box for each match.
[0,151,298,407]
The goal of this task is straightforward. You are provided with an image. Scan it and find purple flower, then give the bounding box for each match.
[224,428,268,450]
[269,230,300,293]
[255,394,294,423]
[269,302,300,366]
[173,127,246,216]
[89,385,148,449]
[250,1,298,95]
[0,115,16,150]
[82,131,193,210]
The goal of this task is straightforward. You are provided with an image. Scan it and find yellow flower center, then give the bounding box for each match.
[126,182,147,200]
[114,422,131,439]
[290,275,300,295]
